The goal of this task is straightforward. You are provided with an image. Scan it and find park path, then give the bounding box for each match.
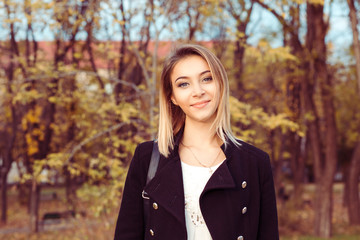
[0,218,114,235]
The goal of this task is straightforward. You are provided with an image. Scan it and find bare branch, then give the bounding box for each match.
[253,0,288,29]
[65,122,127,165]
[0,70,143,93]
[253,0,303,49]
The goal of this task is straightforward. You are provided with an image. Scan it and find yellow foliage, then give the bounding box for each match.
[48,96,57,103]
[21,117,28,131]
[73,52,82,59]
[3,18,22,23]
[21,173,32,183]
[46,153,68,169]
[138,84,147,90]
[13,89,43,104]
[120,103,139,122]
[256,40,299,63]
[68,165,81,176]
[292,0,305,4]
[26,133,39,156]
[308,0,324,5]
[230,96,302,140]
[304,111,316,122]
[268,47,299,63]
[27,144,39,156]
[32,128,45,141]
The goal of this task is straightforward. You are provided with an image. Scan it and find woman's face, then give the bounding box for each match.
[170,55,219,124]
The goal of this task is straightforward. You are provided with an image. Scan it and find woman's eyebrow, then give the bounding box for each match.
[175,70,211,83]
[199,70,211,76]
[175,76,188,82]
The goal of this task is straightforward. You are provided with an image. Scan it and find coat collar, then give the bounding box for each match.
[171,125,236,160]
[144,154,185,224]
[144,128,239,224]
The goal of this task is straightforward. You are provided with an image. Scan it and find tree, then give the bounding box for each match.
[304,2,337,237]
[22,0,88,232]
[224,0,254,98]
[255,0,338,237]
[347,0,360,225]
[0,0,29,224]
[253,0,306,204]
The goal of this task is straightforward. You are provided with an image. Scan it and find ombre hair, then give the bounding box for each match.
[158,44,239,157]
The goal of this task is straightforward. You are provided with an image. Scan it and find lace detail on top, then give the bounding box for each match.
[181,160,224,240]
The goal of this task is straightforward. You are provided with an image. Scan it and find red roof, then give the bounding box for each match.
[1,41,214,69]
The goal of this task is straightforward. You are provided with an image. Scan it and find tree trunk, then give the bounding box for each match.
[233,32,246,97]
[65,84,77,213]
[314,179,333,237]
[86,19,105,90]
[253,1,306,203]
[65,171,76,212]
[17,184,30,209]
[149,36,158,138]
[1,33,19,224]
[282,3,304,205]
[186,0,200,41]
[348,142,360,224]
[269,129,285,191]
[347,0,360,225]
[289,133,305,205]
[115,0,127,104]
[343,163,350,207]
[0,169,8,223]
[230,2,253,100]
[29,179,40,232]
[305,2,337,238]
[348,0,360,93]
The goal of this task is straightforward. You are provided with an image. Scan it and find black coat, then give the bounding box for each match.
[114,133,279,240]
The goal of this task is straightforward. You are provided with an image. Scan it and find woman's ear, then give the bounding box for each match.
[171,96,178,105]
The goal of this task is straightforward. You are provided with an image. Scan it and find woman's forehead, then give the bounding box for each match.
[171,55,210,80]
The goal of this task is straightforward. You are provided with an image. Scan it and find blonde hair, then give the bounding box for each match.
[158,44,239,157]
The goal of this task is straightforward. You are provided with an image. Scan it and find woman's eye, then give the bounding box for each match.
[178,82,189,88]
[202,77,213,82]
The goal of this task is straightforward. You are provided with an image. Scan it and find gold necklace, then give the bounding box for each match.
[181,142,222,174]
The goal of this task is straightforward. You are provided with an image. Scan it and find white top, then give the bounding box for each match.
[181,160,224,240]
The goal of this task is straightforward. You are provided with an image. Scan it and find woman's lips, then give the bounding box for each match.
[191,100,210,108]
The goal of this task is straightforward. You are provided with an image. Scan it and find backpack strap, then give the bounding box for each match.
[143,141,160,228]
[146,141,160,184]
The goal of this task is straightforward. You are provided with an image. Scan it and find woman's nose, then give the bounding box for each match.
[192,84,205,97]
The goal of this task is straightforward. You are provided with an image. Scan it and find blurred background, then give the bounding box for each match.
[0,0,360,239]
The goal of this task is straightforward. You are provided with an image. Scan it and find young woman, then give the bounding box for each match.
[114,44,279,240]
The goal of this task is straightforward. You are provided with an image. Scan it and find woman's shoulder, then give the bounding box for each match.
[136,140,154,150]
[233,139,270,161]
[133,140,155,159]
[231,139,273,176]
[127,140,156,178]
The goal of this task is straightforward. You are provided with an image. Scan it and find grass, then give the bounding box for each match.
[0,185,117,240]
[281,236,360,240]
[1,183,360,240]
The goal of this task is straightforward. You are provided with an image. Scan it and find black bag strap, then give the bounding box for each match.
[143,141,160,228]
[146,141,160,184]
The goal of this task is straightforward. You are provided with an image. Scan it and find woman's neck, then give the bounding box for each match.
[182,118,221,148]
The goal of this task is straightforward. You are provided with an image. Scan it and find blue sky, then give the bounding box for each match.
[0,0,355,64]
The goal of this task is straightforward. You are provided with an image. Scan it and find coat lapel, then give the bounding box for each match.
[202,142,237,192]
[144,154,186,225]
[143,136,247,230]
[202,141,248,199]
[202,161,236,193]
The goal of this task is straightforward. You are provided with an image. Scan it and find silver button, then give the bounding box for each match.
[242,207,247,214]
[237,236,244,240]
[150,229,155,236]
[242,181,247,189]
[153,202,158,210]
